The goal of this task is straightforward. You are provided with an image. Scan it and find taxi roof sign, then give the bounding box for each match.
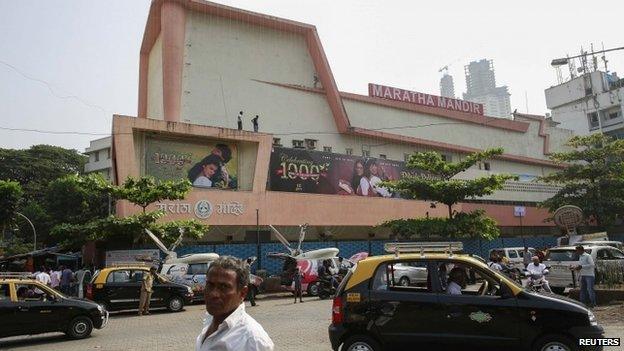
[384,242,463,256]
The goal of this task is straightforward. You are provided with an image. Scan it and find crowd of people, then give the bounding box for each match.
[33,264,89,297]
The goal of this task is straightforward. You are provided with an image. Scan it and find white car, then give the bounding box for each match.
[489,247,536,270]
[390,262,428,287]
[544,245,624,294]
[576,240,623,251]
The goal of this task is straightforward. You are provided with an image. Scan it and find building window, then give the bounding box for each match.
[273,138,282,147]
[362,150,370,157]
[323,146,332,153]
[106,149,111,159]
[95,152,100,162]
[304,139,317,150]
[588,112,599,128]
[345,148,353,155]
[292,140,304,149]
[379,154,387,159]
[478,162,491,171]
[404,153,411,162]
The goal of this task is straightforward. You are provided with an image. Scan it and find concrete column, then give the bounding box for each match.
[161,1,186,122]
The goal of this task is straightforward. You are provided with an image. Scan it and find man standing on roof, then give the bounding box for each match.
[237,111,243,130]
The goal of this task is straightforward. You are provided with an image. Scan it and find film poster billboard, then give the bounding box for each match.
[268,147,427,198]
[145,137,238,189]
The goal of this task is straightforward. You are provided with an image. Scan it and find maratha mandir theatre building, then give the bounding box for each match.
[111,0,574,243]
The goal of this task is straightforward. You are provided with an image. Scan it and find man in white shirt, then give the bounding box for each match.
[525,256,552,293]
[571,245,596,307]
[196,256,274,351]
[35,266,51,295]
[446,267,465,295]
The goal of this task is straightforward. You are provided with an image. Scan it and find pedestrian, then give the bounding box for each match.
[139,266,156,316]
[487,254,502,272]
[59,265,74,295]
[522,247,531,268]
[49,266,61,290]
[245,258,257,307]
[237,111,243,130]
[571,245,596,307]
[536,248,545,263]
[34,266,51,296]
[293,267,303,304]
[252,115,259,132]
[196,256,274,351]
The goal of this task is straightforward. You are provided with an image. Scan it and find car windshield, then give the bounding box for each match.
[548,249,592,261]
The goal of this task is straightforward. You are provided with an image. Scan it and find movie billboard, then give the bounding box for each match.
[145,137,238,189]
[268,147,426,198]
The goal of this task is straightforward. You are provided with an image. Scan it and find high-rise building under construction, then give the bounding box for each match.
[463,59,512,119]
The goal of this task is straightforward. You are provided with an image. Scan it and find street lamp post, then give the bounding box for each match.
[16,212,36,251]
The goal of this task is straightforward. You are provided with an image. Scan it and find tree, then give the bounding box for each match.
[0,145,87,202]
[113,177,192,213]
[45,174,111,225]
[0,180,23,237]
[381,149,516,240]
[540,134,624,229]
[51,175,203,248]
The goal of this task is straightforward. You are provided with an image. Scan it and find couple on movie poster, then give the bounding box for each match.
[269,147,401,198]
[187,144,237,189]
[337,158,394,198]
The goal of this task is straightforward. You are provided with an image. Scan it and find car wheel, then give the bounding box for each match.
[307,282,319,296]
[399,276,410,287]
[551,287,566,295]
[167,296,184,312]
[342,335,381,351]
[533,334,576,351]
[66,316,93,339]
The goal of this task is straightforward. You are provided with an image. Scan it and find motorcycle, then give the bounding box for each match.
[525,270,550,293]
[317,276,337,299]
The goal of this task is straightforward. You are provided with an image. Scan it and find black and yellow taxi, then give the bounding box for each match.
[86,264,193,312]
[329,242,605,351]
[0,273,108,339]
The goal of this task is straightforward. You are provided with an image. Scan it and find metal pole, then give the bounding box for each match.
[16,212,36,251]
[256,209,261,270]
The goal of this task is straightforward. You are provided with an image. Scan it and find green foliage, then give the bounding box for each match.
[0,145,87,203]
[540,134,624,228]
[381,149,510,241]
[113,177,192,212]
[0,180,23,228]
[382,210,500,241]
[45,174,111,225]
[149,219,209,246]
[0,237,32,257]
[384,148,516,217]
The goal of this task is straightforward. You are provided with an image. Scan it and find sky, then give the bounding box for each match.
[1,0,623,152]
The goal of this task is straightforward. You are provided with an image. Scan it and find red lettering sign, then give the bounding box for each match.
[368,83,484,116]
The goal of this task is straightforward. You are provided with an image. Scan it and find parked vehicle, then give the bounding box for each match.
[545,245,624,294]
[0,272,108,339]
[489,247,535,269]
[329,242,604,351]
[576,241,623,251]
[86,265,193,312]
[317,276,336,300]
[391,262,428,287]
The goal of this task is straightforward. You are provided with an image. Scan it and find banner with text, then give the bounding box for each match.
[145,137,238,189]
[268,147,428,198]
[368,83,484,115]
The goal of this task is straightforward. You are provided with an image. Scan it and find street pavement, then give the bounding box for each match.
[1,294,623,351]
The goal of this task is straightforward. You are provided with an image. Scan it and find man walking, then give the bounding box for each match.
[237,111,243,130]
[522,247,532,268]
[252,115,259,132]
[59,265,74,295]
[139,266,156,316]
[293,267,303,304]
[34,266,51,296]
[245,258,257,307]
[572,245,596,307]
[196,256,273,351]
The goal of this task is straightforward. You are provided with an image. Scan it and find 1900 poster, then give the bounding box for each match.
[145,137,238,189]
